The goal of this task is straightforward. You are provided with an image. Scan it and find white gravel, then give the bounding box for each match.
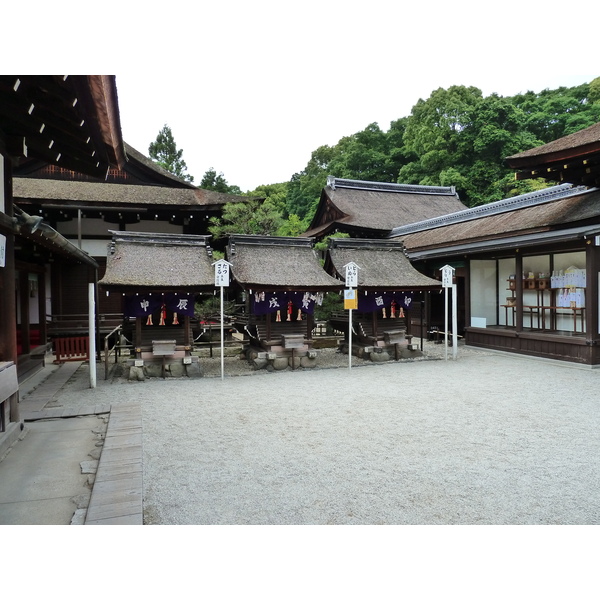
[45,342,600,524]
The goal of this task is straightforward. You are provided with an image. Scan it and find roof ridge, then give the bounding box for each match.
[327,176,456,196]
[388,183,588,238]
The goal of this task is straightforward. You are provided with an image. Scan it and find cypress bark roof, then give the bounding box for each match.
[304,177,467,238]
[325,238,441,290]
[99,231,215,291]
[394,185,600,258]
[505,121,600,187]
[12,177,250,209]
[227,235,343,291]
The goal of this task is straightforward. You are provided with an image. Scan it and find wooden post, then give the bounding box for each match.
[38,270,47,349]
[135,317,142,358]
[19,270,30,355]
[515,252,523,333]
[89,282,96,388]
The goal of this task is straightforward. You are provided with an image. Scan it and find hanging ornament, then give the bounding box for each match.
[287,301,293,321]
[382,307,387,319]
[399,307,405,318]
[276,310,281,322]
[391,300,396,319]
[146,314,153,326]
[172,312,179,325]
[297,309,302,321]
[159,303,166,326]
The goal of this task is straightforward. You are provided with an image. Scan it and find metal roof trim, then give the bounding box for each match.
[389,184,591,239]
[326,176,456,196]
[406,224,600,261]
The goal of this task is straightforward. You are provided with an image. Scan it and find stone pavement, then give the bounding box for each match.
[0,359,142,525]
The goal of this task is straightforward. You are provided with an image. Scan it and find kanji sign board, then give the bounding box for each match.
[344,262,360,288]
[213,259,232,287]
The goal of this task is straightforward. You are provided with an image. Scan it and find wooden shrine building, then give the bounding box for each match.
[1,75,124,455]
[98,230,216,377]
[226,234,342,369]
[388,119,600,366]
[324,238,442,360]
[303,176,468,240]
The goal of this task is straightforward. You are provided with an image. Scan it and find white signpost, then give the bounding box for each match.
[213,259,232,379]
[343,261,360,370]
[441,264,458,360]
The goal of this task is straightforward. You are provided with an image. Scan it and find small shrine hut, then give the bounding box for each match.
[324,238,442,360]
[98,230,216,376]
[227,234,343,369]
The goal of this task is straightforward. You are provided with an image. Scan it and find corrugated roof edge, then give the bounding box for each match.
[326,175,456,196]
[388,183,590,239]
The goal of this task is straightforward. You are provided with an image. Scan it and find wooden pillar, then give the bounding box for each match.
[586,239,599,344]
[184,315,191,348]
[1,155,19,422]
[135,317,142,358]
[464,261,471,329]
[19,270,30,355]
[515,251,523,333]
[38,270,47,347]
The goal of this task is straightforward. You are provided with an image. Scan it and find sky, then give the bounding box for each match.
[8,1,600,194]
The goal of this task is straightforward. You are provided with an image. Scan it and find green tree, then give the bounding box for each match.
[148,124,194,182]
[511,83,600,143]
[590,77,600,104]
[200,168,242,194]
[208,198,283,239]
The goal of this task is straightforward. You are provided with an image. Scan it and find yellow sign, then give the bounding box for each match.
[344,288,358,310]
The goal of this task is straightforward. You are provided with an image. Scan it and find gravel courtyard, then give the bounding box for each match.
[48,343,600,525]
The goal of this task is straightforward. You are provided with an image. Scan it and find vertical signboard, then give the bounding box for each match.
[343,262,360,370]
[440,265,458,360]
[213,259,232,379]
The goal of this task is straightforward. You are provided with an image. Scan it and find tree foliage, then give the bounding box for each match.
[200,168,242,194]
[208,198,283,239]
[148,124,194,182]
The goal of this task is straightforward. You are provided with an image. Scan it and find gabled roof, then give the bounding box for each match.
[505,121,600,187]
[12,177,250,210]
[0,75,125,178]
[393,185,600,260]
[303,176,467,239]
[122,142,197,188]
[98,231,215,291]
[227,234,343,291]
[325,238,441,290]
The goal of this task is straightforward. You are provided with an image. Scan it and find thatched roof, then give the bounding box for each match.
[392,185,600,260]
[505,121,600,187]
[325,238,441,290]
[99,231,215,291]
[506,121,600,163]
[123,142,197,188]
[227,235,343,291]
[12,177,250,209]
[304,177,467,238]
